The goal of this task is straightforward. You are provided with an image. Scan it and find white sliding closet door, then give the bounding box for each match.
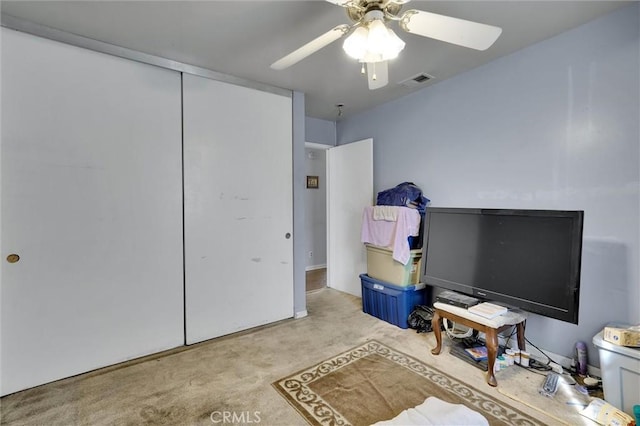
[183,74,293,344]
[1,29,184,395]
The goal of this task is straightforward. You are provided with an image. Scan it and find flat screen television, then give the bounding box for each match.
[421,208,584,324]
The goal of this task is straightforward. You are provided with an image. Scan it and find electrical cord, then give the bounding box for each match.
[500,325,518,348]
[528,357,553,372]
[499,321,554,373]
[443,318,473,339]
[524,336,562,369]
[444,318,566,375]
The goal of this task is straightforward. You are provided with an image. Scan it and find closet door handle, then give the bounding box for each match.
[285,233,291,239]
[7,254,20,263]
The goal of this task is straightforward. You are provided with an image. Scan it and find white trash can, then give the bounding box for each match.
[592,330,640,415]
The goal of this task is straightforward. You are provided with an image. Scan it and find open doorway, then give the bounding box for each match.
[304,143,328,292]
[304,139,373,297]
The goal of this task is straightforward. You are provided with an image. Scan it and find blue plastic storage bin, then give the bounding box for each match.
[360,273,427,329]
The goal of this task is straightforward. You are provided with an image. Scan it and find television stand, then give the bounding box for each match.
[431,302,527,387]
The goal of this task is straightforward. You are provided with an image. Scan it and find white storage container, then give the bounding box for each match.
[592,330,640,415]
[365,244,422,286]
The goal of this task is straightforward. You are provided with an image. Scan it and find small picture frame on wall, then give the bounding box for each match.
[306,176,319,189]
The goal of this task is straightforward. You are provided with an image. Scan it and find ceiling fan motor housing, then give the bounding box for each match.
[346,0,403,22]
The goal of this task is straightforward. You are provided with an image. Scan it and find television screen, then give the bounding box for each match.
[421,208,584,324]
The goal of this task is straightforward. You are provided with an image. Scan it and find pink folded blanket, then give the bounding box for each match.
[361,206,421,265]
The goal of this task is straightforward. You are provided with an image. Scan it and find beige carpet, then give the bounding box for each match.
[1,288,594,425]
[273,340,543,426]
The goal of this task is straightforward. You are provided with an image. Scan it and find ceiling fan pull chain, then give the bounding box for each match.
[372,62,377,81]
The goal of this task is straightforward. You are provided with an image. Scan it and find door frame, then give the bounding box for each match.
[304,142,332,279]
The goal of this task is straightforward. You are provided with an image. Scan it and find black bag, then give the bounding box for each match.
[407,305,435,333]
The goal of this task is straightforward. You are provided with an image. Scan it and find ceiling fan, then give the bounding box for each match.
[271,0,502,90]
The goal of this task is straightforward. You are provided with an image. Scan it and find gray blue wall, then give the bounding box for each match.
[305,148,328,269]
[306,116,336,146]
[336,4,639,366]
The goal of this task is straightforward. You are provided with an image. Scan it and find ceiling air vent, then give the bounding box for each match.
[399,73,435,88]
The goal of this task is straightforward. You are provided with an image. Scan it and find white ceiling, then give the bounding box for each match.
[1,1,631,120]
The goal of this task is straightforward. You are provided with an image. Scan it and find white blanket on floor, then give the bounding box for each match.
[371,396,489,426]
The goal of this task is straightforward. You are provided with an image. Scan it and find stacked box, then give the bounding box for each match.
[603,325,640,347]
[366,244,422,286]
[360,273,427,329]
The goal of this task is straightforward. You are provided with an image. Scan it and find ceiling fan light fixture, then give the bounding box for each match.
[381,28,405,60]
[360,51,383,63]
[343,26,368,59]
[342,18,405,63]
[366,18,388,54]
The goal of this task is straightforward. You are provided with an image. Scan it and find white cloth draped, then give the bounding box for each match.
[361,206,421,265]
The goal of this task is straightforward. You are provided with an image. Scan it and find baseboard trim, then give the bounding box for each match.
[294,310,308,319]
[305,264,327,272]
[500,335,601,377]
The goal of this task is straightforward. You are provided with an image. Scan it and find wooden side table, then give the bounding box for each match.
[431,302,527,387]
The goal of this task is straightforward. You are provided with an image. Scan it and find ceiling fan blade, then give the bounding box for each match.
[399,9,502,51]
[271,24,350,70]
[366,61,388,90]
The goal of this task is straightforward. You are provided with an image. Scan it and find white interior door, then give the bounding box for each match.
[1,29,184,395]
[183,74,293,344]
[327,139,374,297]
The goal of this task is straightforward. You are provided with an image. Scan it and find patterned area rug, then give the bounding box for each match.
[273,340,544,426]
